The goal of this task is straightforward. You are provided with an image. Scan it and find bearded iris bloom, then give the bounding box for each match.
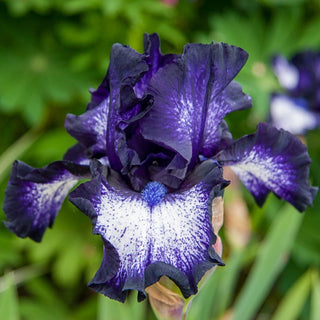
[3,34,317,303]
[270,51,320,134]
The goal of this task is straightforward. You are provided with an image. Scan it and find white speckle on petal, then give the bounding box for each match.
[94,182,213,282]
[24,178,78,227]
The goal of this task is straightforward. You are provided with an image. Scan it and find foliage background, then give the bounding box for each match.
[0,0,319,319]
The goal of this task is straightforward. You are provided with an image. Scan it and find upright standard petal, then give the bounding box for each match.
[3,161,90,242]
[140,42,249,168]
[215,123,318,211]
[201,81,252,157]
[134,33,177,98]
[69,161,227,302]
[106,43,150,171]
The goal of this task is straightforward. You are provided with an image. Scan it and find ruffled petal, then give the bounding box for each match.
[134,33,177,98]
[270,94,319,135]
[63,143,91,165]
[201,120,233,158]
[201,81,251,157]
[215,123,318,211]
[106,43,150,171]
[69,160,227,302]
[3,161,90,242]
[87,77,109,111]
[65,98,109,157]
[140,42,249,168]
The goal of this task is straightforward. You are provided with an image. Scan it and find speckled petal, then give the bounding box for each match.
[69,160,227,302]
[215,122,317,211]
[3,161,90,242]
[140,42,249,168]
[201,80,251,157]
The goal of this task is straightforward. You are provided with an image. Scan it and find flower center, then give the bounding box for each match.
[141,182,167,207]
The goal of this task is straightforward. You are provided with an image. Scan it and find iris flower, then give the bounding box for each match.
[3,34,317,303]
[270,51,320,134]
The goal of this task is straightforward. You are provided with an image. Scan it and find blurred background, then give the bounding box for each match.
[0,0,320,319]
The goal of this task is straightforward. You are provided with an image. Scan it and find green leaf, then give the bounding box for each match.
[232,204,303,320]
[187,250,244,320]
[0,273,19,320]
[0,128,41,183]
[20,298,68,320]
[211,11,265,61]
[186,268,220,320]
[97,292,147,320]
[294,212,320,267]
[24,277,64,307]
[311,270,320,320]
[264,7,303,56]
[272,269,311,320]
[258,0,307,5]
[23,128,75,165]
[297,16,320,49]
[52,239,87,287]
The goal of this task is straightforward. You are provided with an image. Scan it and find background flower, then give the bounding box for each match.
[270,52,320,135]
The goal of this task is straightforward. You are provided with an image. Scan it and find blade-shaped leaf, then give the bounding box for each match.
[0,273,19,320]
[311,270,320,320]
[97,292,147,320]
[232,204,303,319]
[271,269,311,320]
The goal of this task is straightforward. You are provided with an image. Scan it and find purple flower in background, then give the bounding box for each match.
[270,51,320,134]
[3,34,317,302]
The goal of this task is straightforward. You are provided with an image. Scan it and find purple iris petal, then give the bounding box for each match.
[270,94,319,135]
[201,81,252,157]
[69,160,226,302]
[201,120,233,158]
[65,98,109,157]
[106,43,150,171]
[140,42,250,168]
[3,161,90,242]
[134,33,177,98]
[215,123,318,211]
[63,143,91,165]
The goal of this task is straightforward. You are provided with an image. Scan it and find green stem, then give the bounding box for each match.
[0,263,46,293]
[0,129,41,183]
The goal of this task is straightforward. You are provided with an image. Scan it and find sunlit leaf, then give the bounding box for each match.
[272,269,311,320]
[0,273,19,320]
[311,270,320,320]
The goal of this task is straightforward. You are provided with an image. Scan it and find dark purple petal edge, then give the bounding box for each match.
[215,123,318,211]
[3,160,90,242]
